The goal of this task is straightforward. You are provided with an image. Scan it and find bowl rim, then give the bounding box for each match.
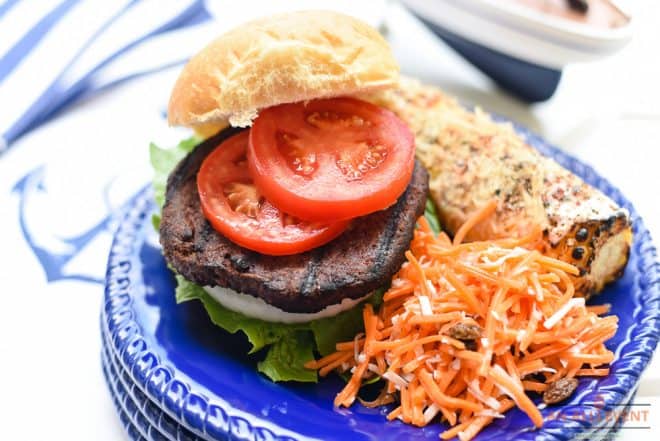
[428,0,634,41]
[462,0,633,43]
[401,0,634,69]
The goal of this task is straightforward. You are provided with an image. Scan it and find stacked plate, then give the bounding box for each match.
[100,121,660,440]
[101,336,198,441]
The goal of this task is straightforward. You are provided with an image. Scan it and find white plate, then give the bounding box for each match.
[401,0,633,69]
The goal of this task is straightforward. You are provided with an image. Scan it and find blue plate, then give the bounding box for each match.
[101,335,634,441]
[103,350,169,441]
[102,354,148,441]
[102,322,202,441]
[101,315,635,441]
[102,123,660,441]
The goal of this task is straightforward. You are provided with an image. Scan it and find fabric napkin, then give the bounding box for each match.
[0,0,211,152]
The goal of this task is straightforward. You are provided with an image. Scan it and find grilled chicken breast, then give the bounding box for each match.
[371,78,632,297]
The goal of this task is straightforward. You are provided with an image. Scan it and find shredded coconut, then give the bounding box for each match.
[475,409,505,419]
[383,371,409,390]
[426,280,437,296]
[419,295,433,316]
[423,404,440,424]
[544,298,585,329]
[468,380,501,410]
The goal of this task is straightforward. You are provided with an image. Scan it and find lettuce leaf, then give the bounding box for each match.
[150,137,200,229]
[257,332,317,382]
[150,139,440,383]
[309,307,364,356]
[174,275,371,382]
[424,197,441,234]
[175,276,297,352]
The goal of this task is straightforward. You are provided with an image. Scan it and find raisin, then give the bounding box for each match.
[448,323,482,341]
[543,377,578,404]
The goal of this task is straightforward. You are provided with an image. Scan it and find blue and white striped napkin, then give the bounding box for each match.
[0,0,212,152]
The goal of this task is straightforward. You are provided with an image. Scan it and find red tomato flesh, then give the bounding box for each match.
[197,131,348,256]
[248,97,415,222]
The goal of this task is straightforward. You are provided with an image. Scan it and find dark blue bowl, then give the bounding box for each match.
[413,14,562,103]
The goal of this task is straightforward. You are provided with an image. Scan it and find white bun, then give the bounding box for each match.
[168,10,399,128]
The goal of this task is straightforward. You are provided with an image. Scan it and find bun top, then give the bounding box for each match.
[167,10,399,128]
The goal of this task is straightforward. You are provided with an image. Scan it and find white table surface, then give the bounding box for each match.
[0,1,658,440]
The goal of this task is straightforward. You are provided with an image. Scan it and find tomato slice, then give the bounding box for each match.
[197,131,349,256]
[248,97,415,222]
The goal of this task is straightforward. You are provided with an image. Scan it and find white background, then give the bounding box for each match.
[0,1,658,440]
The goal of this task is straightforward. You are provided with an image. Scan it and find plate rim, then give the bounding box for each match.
[102,123,660,441]
[102,350,162,441]
[102,355,148,441]
[101,316,203,441]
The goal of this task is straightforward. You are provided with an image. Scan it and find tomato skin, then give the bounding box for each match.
[248,97,415,222]
[197,131,348,256]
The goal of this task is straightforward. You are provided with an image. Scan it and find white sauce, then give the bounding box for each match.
[203,285,372,324]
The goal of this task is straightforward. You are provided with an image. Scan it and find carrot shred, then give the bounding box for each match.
[418,369,483,413]
[522,381,548,392]
[383,283,415,302]
[576,368,610,376]
[489,365,543,427]
[453,199,498,246]
[386,406,402,421]
[335,338,364,352]
[408,311,463,325]
[304,350,346,370]
[306,203,618,440]
[443,271,484,315]
[586,304,611,315]
[318,352,353,377]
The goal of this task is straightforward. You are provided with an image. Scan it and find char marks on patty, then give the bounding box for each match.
[160,128,429,313]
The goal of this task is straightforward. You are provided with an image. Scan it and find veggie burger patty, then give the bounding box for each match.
[160,128,430,313]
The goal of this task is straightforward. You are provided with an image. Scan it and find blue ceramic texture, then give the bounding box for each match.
[103,349,171,441]
[102,355,148,441]
[413,14,562,103]
[102,306,636,441]
[102,315,635,441]
[102,123,660,441]
[102,322,202,441]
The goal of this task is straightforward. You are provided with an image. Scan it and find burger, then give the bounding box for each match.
[151,10,432,382]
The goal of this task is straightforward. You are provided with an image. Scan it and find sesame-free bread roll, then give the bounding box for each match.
[168,10,399,128]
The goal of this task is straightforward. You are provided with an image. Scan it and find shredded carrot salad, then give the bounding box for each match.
[305,206,618,441]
